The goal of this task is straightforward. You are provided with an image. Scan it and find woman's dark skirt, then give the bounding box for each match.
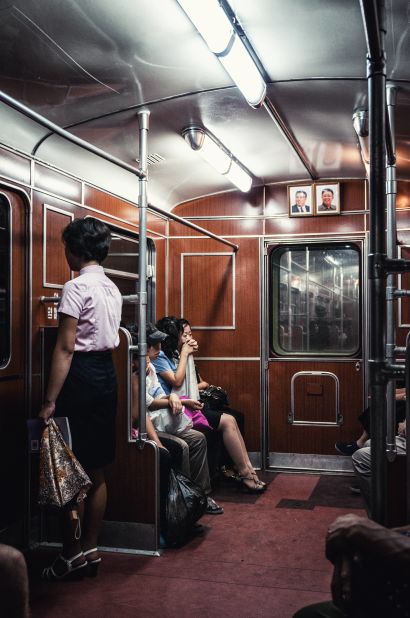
[55,351,117,470]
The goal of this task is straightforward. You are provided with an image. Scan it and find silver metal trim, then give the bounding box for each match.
[269,452,354,474]
[180,252,236,329]
[260,237,269,469]
[0,192,12,370]
[42,204,73,289]
[194,356,259,361]
[290,371,341,426]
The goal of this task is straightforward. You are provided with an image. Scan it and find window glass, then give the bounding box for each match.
[270,244,360,356]
[0,195,11,366]
[104,228,155,326]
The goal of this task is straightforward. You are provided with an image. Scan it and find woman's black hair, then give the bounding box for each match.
[177,317,191,330]
[156,316,181,359]
[62,217,111,263]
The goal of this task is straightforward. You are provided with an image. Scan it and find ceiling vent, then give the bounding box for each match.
[136,153,165,166]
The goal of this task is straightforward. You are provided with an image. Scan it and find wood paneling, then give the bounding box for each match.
[268,360,363,455]
[44,206,72,287]
[195,360,261,450]
[168,237,260,358]
[265,212,366,236]
[169,218,263,237]
[182,253,234,327]
[35,164,82,203]
[105,330,156,523]
[83,185,139,226]
[265,181,366,217]
[0,148,31,185]
[173,187,263,218]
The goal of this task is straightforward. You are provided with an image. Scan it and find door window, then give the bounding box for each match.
[270,244,360,356]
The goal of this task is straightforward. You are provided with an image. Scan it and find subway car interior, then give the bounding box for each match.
[1,0,410,616]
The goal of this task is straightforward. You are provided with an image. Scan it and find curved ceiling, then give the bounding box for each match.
[0,0,409,209]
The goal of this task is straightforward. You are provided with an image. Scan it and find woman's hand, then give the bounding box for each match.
[169,393,183,415]
[38,401,55,422]
[184,399,204,410]
[180,341,196,356]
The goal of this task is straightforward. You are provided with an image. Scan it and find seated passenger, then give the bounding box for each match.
[0,544,30,618]
[335,388,406,456]
[352,419,406,514]
[152,316,265,493]
[293,514,410,617]
[127,322,223,516]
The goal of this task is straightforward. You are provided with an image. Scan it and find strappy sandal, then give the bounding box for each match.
[220,466,240,483]
[249,469,267,489]
[83,547,102,577]
[238,476,265,494]
[41,552,87,581]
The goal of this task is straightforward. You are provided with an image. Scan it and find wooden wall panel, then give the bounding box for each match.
[196,360,261,450]
[265,212,365,236]
[35,164,82,203]
[268,361,363,455]
[0,148,31,185]
[168,237,260,358]
[265,180,366,216]
[182,253,234,327]
[44,206,72,287]
[174,187,263,218]
[169,218,262,237]
[83,185,139,226]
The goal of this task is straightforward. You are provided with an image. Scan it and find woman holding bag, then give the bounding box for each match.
[152,317,265,493]
[38,217,122,580]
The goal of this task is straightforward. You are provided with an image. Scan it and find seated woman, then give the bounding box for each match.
[127,322,224,517]
[152,316,265,493]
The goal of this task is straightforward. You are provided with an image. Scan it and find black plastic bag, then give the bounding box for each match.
[165,469,207,546]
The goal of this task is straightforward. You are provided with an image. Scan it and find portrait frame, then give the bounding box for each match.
[314,183,340,215]
[288,184,313,217]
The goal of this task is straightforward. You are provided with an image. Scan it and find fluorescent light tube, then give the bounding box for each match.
[219,35,266,107]
[225,159,252,192]
[176,0,232,54]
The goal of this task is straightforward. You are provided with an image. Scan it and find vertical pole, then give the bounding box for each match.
[365,0,388,524]
[137,109,150,442]
[385,86,397,462]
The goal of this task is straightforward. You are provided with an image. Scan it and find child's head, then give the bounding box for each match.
[62,217,111,266]
[125,322,168,363]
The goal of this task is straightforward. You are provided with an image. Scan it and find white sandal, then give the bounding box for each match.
[83,547,102,577]
[41,551,87,581]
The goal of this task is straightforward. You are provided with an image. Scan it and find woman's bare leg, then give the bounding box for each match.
[218,414,262,489]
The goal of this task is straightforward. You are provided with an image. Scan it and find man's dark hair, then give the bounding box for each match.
[62,217,111,263]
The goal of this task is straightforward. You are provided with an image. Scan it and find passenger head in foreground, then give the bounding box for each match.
[293,513,410,617]
[0,544,30,618]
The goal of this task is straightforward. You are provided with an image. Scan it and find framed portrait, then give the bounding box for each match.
[288,185,313,217]
[315,183,340,215]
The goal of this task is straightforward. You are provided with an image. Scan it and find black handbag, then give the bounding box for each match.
[199,385,229,409]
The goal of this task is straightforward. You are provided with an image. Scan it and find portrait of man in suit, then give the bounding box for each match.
[289,185,312,217]
[291,190,311,214]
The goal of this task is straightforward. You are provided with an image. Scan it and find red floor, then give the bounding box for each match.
[28,473,366,618]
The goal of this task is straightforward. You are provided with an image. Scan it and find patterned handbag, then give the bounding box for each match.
[38,419,91,508]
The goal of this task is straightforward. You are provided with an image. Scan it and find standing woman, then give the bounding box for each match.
[39,217,122,580]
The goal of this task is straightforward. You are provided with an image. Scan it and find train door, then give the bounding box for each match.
[264,238,365,471]
[0,187,29,546]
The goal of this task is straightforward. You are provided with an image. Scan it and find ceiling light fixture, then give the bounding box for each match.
[183,126,252,192]
[176,0,266,107]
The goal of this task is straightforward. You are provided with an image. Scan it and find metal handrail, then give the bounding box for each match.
[40,294,139,304]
